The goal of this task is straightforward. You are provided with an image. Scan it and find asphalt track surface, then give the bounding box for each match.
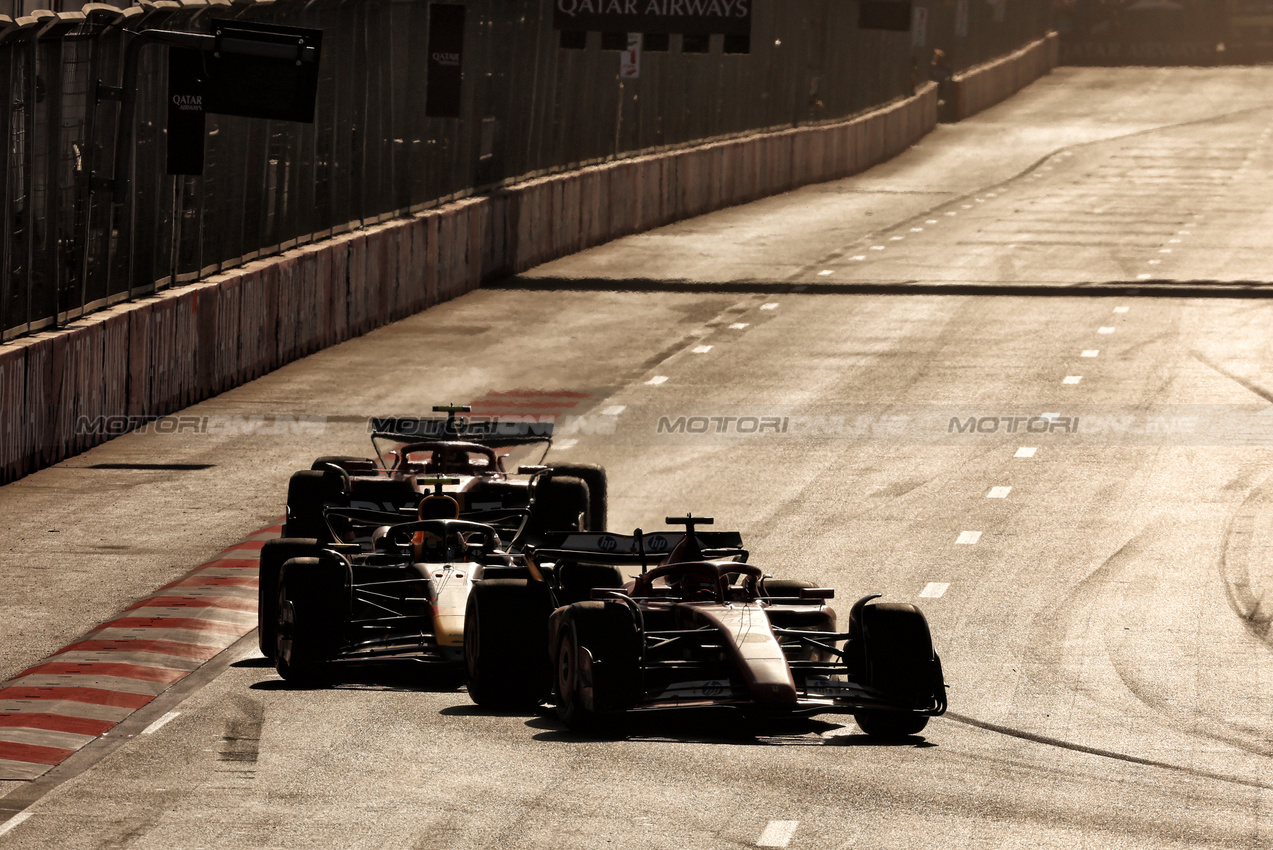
[6,67,1273,847]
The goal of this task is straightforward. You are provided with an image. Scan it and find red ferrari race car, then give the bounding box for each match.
[463,516,947,738]
[283,405,606,543]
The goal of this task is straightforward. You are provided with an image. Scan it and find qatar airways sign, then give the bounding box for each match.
[554,0,751,36]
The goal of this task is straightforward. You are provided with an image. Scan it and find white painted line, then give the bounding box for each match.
[910,227,923,232]
[1147,259,1161,265]
[555,439,578,449]
[870,245,885,250]
[986,191,998,196]
[1098,326,1115,334]
[945,211,957,216]
[645,376,669,385]
[757,821,799,848]
[987,486,1012,499]
[1082,349,1099,357]
[1113,306,1129,313]
[1178,230,1190,235]
[919,582,950,598]
[0,813,33,838]
[956,531,982,545]
[850,255,866,261]
[975,198,984,203]
[890,236,904,241]
[760,303,779,311]
[926,219,938,224]
[1168,238,1181,244]
[1041,412,1059,421]
[729,322,750,330]
[818,269,833,276]
[600,405,626,416]
[1137,274,1152,280]
[1159,248,1172,254]
[1062,375,1082,385]
[1015,447,1037,458]
[142,711,181,736]
[692,345,713,354]
[961,204,972,209]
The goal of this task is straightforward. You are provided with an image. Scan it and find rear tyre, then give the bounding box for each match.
[547,463,607,531]
[464,579,553,708]
[275,556,346,684]
[258,537,321,660]
[854,710,929,738]
[284,469,347,540]
[526,476,590,536]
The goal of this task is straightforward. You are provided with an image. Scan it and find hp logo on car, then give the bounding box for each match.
[647,535,669,552]
[598,536,618,552]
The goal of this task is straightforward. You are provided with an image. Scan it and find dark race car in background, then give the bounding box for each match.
[463,516,948,739]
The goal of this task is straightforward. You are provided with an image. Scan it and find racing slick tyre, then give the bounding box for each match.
[850,601,942,739]
[547,463,607,531]
[258,537,321,660]
[275,556,346,684]
[284,469,347,540]
[526,476,590,536]
[464,579,554,708]
[553,602,641,733]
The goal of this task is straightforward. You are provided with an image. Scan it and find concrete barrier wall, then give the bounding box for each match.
[0,84,943,485]
[951,32,1060,122]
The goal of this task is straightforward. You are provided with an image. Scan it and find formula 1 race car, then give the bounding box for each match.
[271,514,529,683]
[462,516,947,738]
[283,405,607,544]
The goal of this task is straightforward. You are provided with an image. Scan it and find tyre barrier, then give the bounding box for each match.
[1,82,949,485]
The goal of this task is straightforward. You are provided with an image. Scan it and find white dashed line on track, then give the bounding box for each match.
[890,236,904,241]
[870,245,885,250]
[1159,248,1172,253]
[555,439,578,449]
[757,821,800,848]
[1082,350,1099,357]
[600,405,626,416]
[1114,306,1129,313]
[1062,375,1082,384]
[692,345,713,354]
[761,303,779,310]
[926,219,938,224]
[1147,259,1161,265]
[1015,447,1037,458]
[818,269,833,276]
[645,376,669,385]
[850,255,866,261]
[911,227,923,232]
[956,531,982,545]
[0,813,33,838]
[945,211,957,216]
[987,486,1012,499]
[1098,327,1115,334]
[920,582,951,598]
[729,323,749,330]
[142,711,181,736]
[1137,273,1152,279]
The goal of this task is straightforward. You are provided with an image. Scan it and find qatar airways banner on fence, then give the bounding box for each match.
[554,0,752,36]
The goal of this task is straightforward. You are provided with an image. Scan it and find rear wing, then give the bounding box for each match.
[532,530,745,561]
[370,417,553,447]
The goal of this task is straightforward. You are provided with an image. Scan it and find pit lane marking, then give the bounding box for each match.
[987,486,1012,498]
[692,345,713,354]
[1063,376,1082,384]
[757,820,799,847]
[141,711,181,736]
[645,376,669,385]
[956,531,982,545]
[729,323,750,329]
[1082,350,1099,357]
[920,583,950,598]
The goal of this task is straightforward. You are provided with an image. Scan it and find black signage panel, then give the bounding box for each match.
[859,0,912,31]
[167,47,206,175]
[204,21,322,123]
[425,3,465,118]
[554,0,752,36]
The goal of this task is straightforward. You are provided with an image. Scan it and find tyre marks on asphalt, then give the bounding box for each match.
[0,523,278,780]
